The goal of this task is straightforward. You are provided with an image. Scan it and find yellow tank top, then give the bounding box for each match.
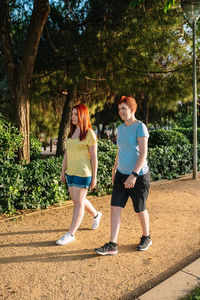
[65,128,97,177]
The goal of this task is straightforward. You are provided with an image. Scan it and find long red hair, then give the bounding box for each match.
[118,96,137,113]
[68,104,93,141]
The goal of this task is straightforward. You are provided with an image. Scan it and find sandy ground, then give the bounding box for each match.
[0,175,200,300]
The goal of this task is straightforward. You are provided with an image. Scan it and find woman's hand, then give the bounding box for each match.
[90,177,97,189]
[124,174,136,189]
[60,172,66,183]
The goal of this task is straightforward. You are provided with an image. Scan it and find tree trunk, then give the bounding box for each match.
[101,122,106,138]
[11,86,30,162]
[50,138,53,152]
[96,123,100,139]
[56,85,75,156]
[143,94,150,125]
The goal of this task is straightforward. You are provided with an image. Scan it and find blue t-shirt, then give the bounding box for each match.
[117,121,149,175]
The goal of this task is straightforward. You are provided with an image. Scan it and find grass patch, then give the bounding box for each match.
[182,285,200,300]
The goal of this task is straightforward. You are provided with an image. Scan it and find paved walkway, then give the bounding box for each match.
[138,258,200,299]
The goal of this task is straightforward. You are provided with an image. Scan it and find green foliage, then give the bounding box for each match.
[30,136,42,160]
[129,0,145,8]
[0,159,25,214]
[182,285,200,300]
[148,128,200,180]
[164,0,175,13]
[0,137,199,215]
[175,112,194,128]
[175,127,200,145]
[2,0,194,137]
[27,0,192,135]
[97,139,117,152]
[129,0,176,12]
[90,139,118,196]
[0,139,118,214]
[0,114,42,161]
[149,129,190,148]
[148,144,193,181]
[0,156,69,214]
[17,157,69,210]
[0,114,23,160]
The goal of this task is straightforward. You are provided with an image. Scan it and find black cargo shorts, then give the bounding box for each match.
[111,170,150,213]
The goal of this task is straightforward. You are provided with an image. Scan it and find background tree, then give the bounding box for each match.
[1,0,199,159]
[0,0,50,162]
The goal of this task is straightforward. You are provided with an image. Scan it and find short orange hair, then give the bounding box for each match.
[68,104,93,141]
[118,96,137,113]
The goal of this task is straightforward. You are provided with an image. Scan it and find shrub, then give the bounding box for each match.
[149,129,190,148]
[0,131,199,215]
[0,114,42,161]
[148,144,193,181]
[0,139,118,214]
[97,139,117,152]
[0,159,25,214]
[91,139,117,196]
[174,127,200,145]
[30,136,42,160]
[0,156,69,214]
[17,157,69,210]
[0,114,23,160]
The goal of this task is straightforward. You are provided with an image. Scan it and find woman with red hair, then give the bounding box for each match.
[95,96,152,255]
[56,104,102,245]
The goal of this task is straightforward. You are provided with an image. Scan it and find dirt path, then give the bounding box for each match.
[0,175,200,300]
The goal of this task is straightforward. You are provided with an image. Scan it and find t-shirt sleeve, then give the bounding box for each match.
[136,122,149,138]
[87,129,97,146]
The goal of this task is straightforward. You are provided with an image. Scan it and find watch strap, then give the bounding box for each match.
[132,171,139,177]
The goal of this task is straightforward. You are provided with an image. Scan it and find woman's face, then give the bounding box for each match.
[118,103,132,121]
[71,108,79,125]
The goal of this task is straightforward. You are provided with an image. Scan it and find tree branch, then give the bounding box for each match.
[119,62,192,76]
[85,76,106,81]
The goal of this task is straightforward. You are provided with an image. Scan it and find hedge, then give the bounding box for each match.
[148,129,190,148]
[174,127,200,145]
[0,114,42,161]
[148,144,194,181]
[0,140,117,214]
[0,117,199,215]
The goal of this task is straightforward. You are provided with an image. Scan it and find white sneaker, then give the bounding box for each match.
[56,232,75,245]
[91,212,102,230]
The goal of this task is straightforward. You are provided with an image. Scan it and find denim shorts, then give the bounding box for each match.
[66,174,92,189]
[111,170,150,213]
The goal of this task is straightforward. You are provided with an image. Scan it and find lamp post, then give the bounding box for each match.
[181,0,200,179]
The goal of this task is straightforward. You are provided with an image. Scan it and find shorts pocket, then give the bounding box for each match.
[137,172,150,190]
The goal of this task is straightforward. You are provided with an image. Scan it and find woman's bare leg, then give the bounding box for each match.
[68,187,87,235]
[84,199,97,217]
[68,187,97,217]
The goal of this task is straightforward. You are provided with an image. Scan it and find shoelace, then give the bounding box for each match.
[140,236,147,244]
[101,243,110,250]
[60,233,69,240]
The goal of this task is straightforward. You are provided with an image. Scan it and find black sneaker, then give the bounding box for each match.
[95,242,118,255]
[136,235,152,251]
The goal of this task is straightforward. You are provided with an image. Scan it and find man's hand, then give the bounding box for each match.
[124,174,136,189]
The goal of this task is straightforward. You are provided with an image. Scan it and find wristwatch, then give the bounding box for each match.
[132,171,139,177]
